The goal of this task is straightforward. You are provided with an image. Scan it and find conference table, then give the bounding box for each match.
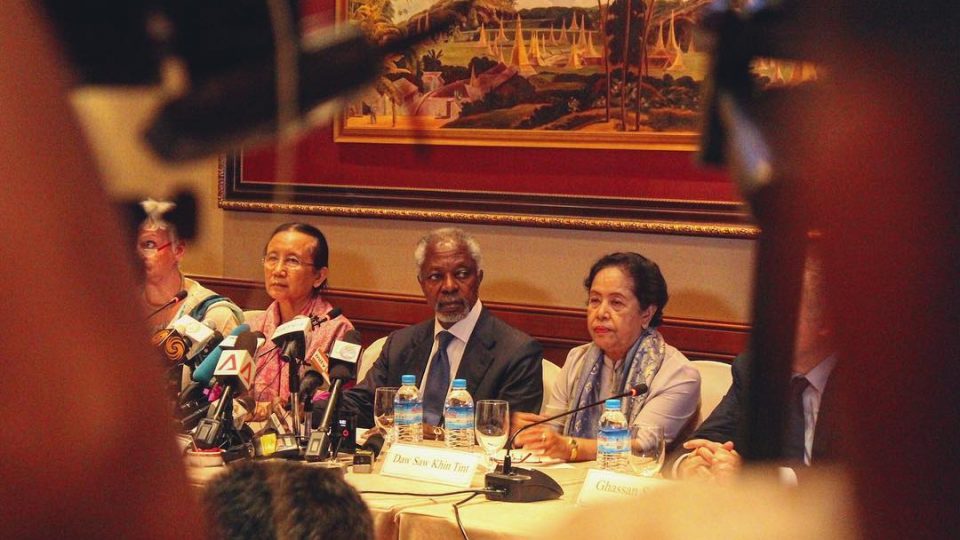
[185,444,661,540]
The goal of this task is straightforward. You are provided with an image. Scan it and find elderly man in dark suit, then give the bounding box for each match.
[340,228,543,436]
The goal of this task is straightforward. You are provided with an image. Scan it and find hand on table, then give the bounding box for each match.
[677,439,742,482]
[512,412,571,460]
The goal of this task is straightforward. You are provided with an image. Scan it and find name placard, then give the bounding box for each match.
[576,469,668,505]
[380,444,482,487]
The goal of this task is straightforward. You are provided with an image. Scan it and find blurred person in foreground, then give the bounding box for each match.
[203,460,373,540]
[515,252,701,461]
[676,252,838,483]
[339,227,543,438]
[245,223,353,419]
[138,198,243,334]
[0,3,198,535]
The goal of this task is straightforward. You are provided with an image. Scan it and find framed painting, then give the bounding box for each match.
[220,0,765,238]
[334,0,715,149]
[219,125,755,238]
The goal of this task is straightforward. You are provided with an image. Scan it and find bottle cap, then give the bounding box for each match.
[452,378,467,389]
[605,399,621,410]
[401,374,416,385]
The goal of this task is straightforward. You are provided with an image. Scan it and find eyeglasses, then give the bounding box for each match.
[262,254,314,270]
[137,241,172,257]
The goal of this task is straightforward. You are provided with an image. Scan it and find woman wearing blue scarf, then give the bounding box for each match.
[515,252,701,462]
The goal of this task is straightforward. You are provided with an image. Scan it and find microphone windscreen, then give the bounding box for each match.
[327,307,343,320]
[174,290,188,302]
[193,323,249,386]
[329,363,352,381]
[361,433,385,458]
[343,329,362,345]
[630,383,649,396]
[233,331,259,355]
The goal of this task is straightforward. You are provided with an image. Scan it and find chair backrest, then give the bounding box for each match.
[356,336,387,383]
[540,359,562,415]
[690,360,733,427]
[242,309,265,323]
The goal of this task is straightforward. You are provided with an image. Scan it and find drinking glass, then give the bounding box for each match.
[374,387,398,444]
[629,423,665,477]
[475,400,509,470]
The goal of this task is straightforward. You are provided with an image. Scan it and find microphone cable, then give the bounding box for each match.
[358,488,504,540]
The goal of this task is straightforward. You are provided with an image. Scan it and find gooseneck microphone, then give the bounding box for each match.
[484,383,649,503]
[145,289,188,320]
[502,383,649,475]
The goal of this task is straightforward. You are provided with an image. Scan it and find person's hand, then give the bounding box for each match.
[511,411,545,435]
[679,439,742,482]
[422,422,445,441]
[514,425,572,461]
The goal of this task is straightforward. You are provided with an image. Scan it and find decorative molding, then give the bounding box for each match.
[219,155,759,239]
[193,275,750,364]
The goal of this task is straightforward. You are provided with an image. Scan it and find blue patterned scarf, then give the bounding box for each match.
[566,328,666,438]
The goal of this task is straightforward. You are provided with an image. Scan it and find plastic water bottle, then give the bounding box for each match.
[597,399,629,471]
[444,379,474,449]
[395,374,423,443]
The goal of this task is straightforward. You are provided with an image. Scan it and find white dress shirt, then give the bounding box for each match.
[419,299,483,395]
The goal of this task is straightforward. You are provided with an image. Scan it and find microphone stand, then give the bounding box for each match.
[280,339,305,457]
[485,384,648,503]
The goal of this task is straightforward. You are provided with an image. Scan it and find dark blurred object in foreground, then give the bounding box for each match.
[699,0,959,537]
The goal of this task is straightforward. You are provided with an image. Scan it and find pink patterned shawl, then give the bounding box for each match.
[246,295,353,403]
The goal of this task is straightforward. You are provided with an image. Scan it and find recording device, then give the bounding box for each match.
[305,330,362,462]
[175,381,210,432]
[145,289,187,320]
[192,323,251,387]
[484,383,649,503]
[352,450,374,473]
[193,331,258,449]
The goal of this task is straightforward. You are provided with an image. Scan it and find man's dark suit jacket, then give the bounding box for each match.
[689,353,839,463]
[340,307,544,428]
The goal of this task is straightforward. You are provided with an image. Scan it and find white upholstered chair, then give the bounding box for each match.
[241,309,265,324]
[356,336,387,383]
[690,360,734,427]
[540,359,562,414]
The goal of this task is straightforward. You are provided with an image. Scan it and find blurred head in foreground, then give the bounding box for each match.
[202,461,373,540]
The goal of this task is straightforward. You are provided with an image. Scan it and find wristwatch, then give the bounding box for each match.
[566,437,579,461]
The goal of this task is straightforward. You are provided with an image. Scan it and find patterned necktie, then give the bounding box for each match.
[422,331,455,426]
[783,376,810,462]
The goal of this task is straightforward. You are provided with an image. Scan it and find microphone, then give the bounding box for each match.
[151,327,188,365]
[484,383,649,503]
[271,315,314,444]
[169,315,218,363]
[144,2,474,162]
[192,324,251,387]
[305,329,362,462]
[193,331,258,449]
[145,289,187,320]
[360,432,385,460]
[309,307,343,329]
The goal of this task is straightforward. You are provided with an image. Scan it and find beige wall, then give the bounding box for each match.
[74,89,755,323]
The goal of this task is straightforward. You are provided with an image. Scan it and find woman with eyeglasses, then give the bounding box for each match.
[245,223,354,414]
[513,252,701,461]
[138,199,243,334]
